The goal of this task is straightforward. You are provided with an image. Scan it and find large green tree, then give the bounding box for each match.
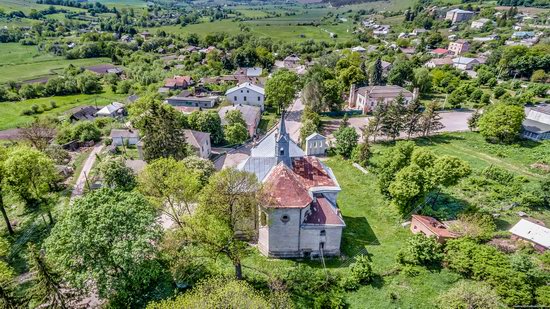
[265,69,298,113]
[182,168,261,280]
[45,189,163,306]
[188,111,225,145]
[138,158,201,228]
[129,96,190,161]
[0,148,13,235]
[438,280,503,309]
[478,103,525,144]
[334,126,359,159]
[98,156,137,191]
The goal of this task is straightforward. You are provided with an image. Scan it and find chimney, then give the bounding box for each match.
[349,84,357,108]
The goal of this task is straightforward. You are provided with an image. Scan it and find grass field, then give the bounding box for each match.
[0,89,124,130]
[0,0,86,14]
[0,44,111,83]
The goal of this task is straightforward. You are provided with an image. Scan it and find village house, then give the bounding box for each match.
[410,215,459,243]
[470,18,491,29]
[184,129,211,159]
[445,8,474,24]
[425,57,454,68]
[448,39,470,55]
[140,31,151,39]
[510,219,550,252]
[219,104,261,138]
[68,106,98,122]
[522,105,550,141]
[84,64,123,76]
[305,133,327,156]
[110,129,139,146]
[239,113,345,258]
[166,91,219,109]
[283,54,301,68]
[349,85,415,114]
[452,57,480,70]
[96,102,125,118]
[163,75,194,90]
[429,48,452,57]
[225,82,265,110]
[351,46,367,53]
[381,60,392,76]
[233,67,263,77]
[373,25,390,36]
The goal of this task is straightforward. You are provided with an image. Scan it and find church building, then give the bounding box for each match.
[239,113,345,258]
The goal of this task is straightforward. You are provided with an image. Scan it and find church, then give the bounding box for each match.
[239,113,345,258]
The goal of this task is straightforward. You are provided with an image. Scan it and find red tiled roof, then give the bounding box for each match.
[431,48,449,54]
[412,215,458,238]
[291,157,336,189]
[303,197,345,226]
[263,163,312,208]
[164,76,193,88]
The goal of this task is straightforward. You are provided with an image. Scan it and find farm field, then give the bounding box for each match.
[0,0,86,14]
[0,89,124,130]
[0,44,111,83]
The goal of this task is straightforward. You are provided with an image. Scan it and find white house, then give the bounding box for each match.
[522,105,550,141]
[305,133,327,156]
[349,85,415,114]
[225,82,265,110]
[445,9,474,24]
[452,57,480,70]
[97,102,125,118]
[110,129,139,146]
[184,129,211,159]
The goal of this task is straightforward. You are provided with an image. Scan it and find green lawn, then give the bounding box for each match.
[0,44,110,83]
[0,90,125,130]
[0,0,85,14]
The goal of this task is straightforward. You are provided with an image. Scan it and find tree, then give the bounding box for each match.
[403,98,423,138]
[302,78,323,113]
[339,66,366,88]
[388,164,428,215]
[225,123,249,145]
[19,117,57,151]
[438,280,503,309]
[45,189,162,305]
[387,59,413,86]
[224,110,246,127]
[478,103,525,144]
[3,146,58,222]
[188,111,224,145]
[264,69,298,113]
[138,158,201,228]
[380,94,406,140]
[351,142,370,168]
[180,156,215,187]
[0,148,13,235]
[334,126,359,159]
[98,156,136,191]
[130,97,190,161]
[183,168,261,280]
[70,121,101,142]
[27,244,71,309]
[370,58,383,86]
[299,107,321,147]
[397,234,443,266]
[0,237,17,308]
[376,141,415,196]
[413,67,432,93]
[419,101,444,137]
[467,110,481,131]
[147,277,291,308]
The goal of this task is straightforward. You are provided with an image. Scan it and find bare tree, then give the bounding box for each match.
[19,118,56,151]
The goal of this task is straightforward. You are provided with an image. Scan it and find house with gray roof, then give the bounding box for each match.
[184,129,211,159]
[96,102,125,118]
[452,57,480,70]
[219,104,261,137]
[445,8,474,24]
[522,105,550,141]
[225,82,265,110]
[110,129,139,146]
[348,85,415,114]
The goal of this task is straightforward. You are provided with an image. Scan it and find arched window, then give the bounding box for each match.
[320,230,326,236]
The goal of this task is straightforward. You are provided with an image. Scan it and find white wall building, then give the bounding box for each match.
[225,82,265,110]
[305,133,327,156]
[349,85,415,114]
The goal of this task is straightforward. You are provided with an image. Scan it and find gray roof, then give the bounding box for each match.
[225,82,265,96]
[110,129,139,139]
[97,102,124,115]
[523,119,550,134]
[532,105,550,115]
[306,132,326,141]
[239,157,277,181]
[184,129,210,148]
[356,85,413,99]
[218,104,261,126]
[250,127,304,158]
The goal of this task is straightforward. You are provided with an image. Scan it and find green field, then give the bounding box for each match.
[0,43,111,83]
[0,0,86,14]
[0,90,124,130]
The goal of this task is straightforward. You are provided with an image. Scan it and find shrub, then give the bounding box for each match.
[478,103,524,144]
[72,121,101,142]
[438,280,503,309]
[342,255,374,290]
[397,234,443,267]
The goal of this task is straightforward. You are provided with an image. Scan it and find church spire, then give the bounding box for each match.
[275,111,292,167]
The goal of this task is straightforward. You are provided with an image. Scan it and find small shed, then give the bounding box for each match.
[305,133,327,156]
[509,219,550,252]
[110,129,139,146]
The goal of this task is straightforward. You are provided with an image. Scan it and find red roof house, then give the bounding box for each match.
[410,215,459,243]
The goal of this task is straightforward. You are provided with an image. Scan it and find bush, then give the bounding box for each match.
[401,264,425,277]
[351,142,370,167]
[72,121,101,142]
[397,234,443,267]
[478,103,524,144]
[342,255,374,290]
[438,280,503,309]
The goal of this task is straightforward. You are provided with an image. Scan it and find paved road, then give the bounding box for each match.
[71,144,103,198]
[286,95,304,142]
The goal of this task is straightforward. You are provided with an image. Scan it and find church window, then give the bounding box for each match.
[281,214,290,223]
[320,230,326,236]
[280,148,284,156]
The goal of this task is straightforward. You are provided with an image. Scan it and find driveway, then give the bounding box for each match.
[71,144,104,198]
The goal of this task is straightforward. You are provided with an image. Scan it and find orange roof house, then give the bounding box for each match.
[410,215,459,243]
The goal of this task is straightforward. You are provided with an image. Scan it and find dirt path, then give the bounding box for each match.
[71,144,104,198]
